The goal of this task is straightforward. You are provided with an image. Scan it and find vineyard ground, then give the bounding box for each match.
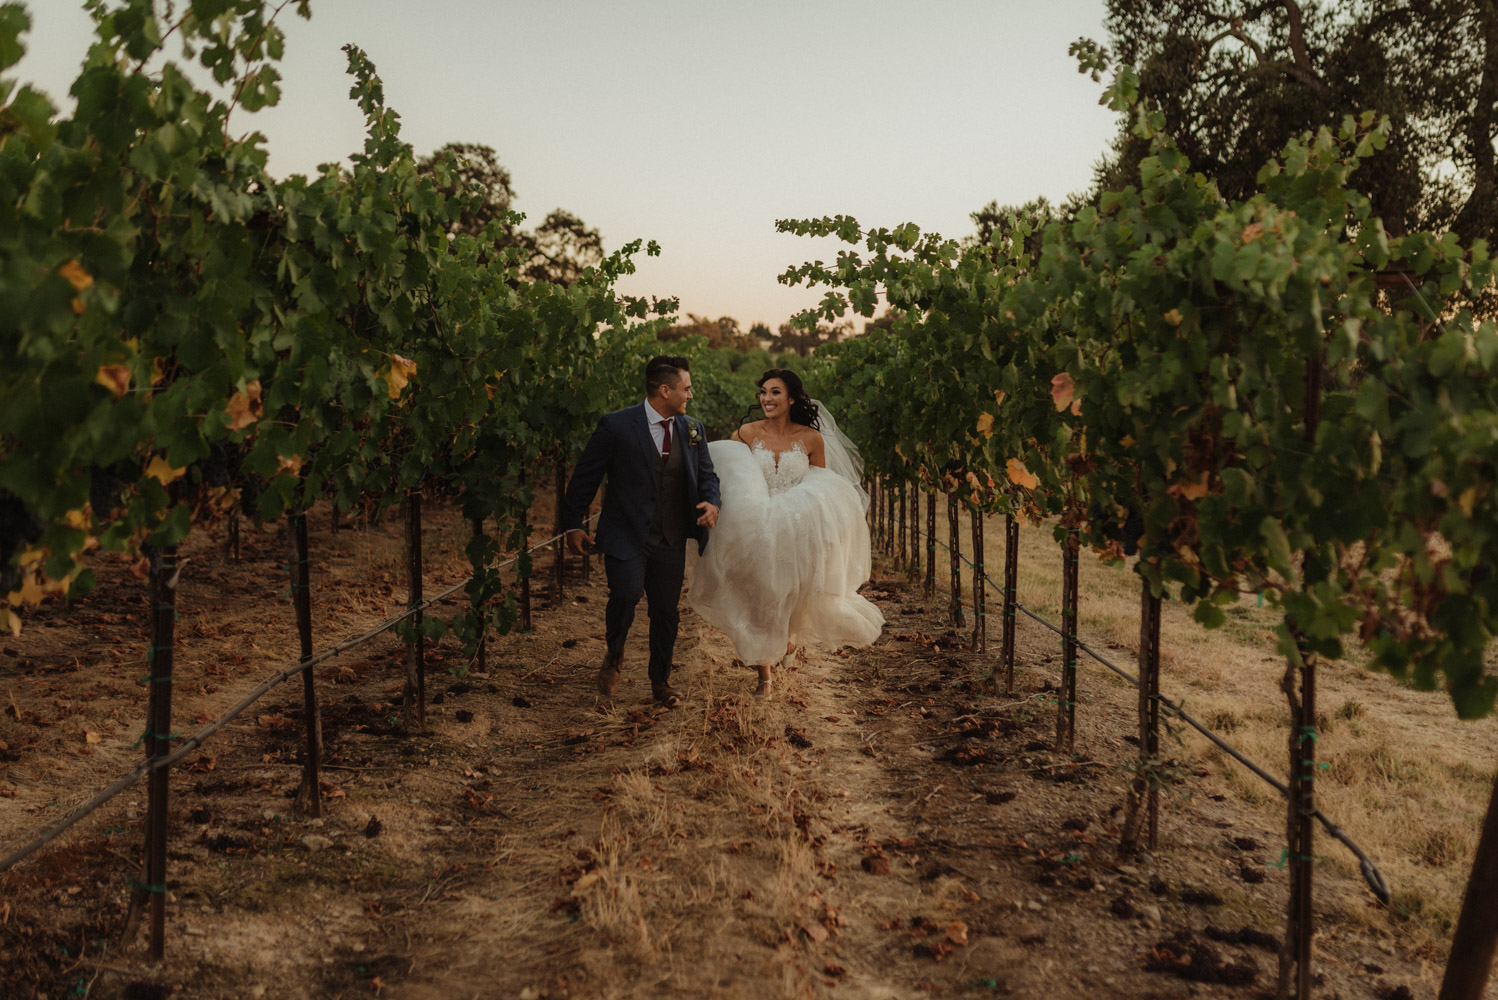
[0,487,1492,1000]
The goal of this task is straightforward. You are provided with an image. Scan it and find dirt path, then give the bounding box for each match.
[0,499,1460,999]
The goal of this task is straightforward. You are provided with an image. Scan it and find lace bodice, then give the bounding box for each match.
[752,440,809,495]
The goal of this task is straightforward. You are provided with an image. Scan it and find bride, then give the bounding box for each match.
[688,369,884,698]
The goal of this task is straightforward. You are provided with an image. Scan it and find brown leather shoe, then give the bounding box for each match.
[597,651,623,697]
[651,680,681,707]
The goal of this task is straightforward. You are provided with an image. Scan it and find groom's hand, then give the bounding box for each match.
[695,501,719,529]
[565,529,593,555]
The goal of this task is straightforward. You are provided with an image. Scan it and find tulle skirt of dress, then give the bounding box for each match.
[688,440,884,665]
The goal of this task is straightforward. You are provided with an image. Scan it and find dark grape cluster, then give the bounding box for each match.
[198,442,239,488]
[0,488,43,593]
[89,464,125,519]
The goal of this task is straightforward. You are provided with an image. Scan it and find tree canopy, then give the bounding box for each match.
[416,142,603,285]
[1094,0,1496,249]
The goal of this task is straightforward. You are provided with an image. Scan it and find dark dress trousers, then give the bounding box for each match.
[562,405,722,682]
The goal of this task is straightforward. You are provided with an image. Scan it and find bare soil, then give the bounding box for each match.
[0,491,1480,1000]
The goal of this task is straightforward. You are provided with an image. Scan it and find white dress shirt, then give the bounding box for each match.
[642,400,675,457]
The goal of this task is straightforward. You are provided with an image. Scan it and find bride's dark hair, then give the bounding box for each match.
[745,368,820,429]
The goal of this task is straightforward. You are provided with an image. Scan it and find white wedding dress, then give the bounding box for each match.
[689,431,884,665]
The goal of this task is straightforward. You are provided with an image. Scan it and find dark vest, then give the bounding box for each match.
[647,432,687,548]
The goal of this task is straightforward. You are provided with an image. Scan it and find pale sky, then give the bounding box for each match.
[20,0,1119,331]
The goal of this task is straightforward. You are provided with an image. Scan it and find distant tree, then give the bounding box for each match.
[967,196,1063,264]
[417,142,603,285]
[862,308,900,336]
[771,318,851,357]
[660,313,756,350]
[418,142,516,241]
[515,209,604,286]
[1093,0,1497,247]
[748,322,772,346]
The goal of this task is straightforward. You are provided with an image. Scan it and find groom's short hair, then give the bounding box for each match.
[645,355,690,396]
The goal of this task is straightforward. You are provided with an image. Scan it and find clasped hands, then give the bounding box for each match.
[565,501,720,556]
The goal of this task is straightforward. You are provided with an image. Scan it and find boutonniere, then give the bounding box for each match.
[687,422,702,446]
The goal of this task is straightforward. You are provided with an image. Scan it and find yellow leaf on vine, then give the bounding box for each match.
[1119,434,1136,449]
[1170,474,1210,500]
[975,413,995,440]
[1241,222,1264,244]
[278,454,304,476]
[59,259,93,292]
[386,353,417,399]
[1051,373,1075,413]
[993,390,1006,407]
[1163,308,1184,326]
[144,456,187,486]
[95,364,131,398]
[1458,485,1479,517]
[1005,458,1038,491]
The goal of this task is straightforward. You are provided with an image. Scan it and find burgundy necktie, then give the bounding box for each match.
[661,418,672,457]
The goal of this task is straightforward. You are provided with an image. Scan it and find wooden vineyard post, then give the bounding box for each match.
[1000,513,1019,694]
[947,494,965,628]
[1278,634,1317,1000]
[1122,577,1162,853]
[880,476,892,553]
[401,487,425,732]
[519,468,532,633]
[1056,529,1080,754]
[970,505,986,654]
[1276,350,1324,1000]
[907,483,921,582]
[925,492,937,597]
[896,482,907,571]
[553,460,567,602]
[1439,768,1498,1000]
[288,512,322,817]
[140,539,179,960]
[471,517,487,673]
[878,480,886,556]
[330,504,340,535]
[868,477,878,535]
[227,510,240,563]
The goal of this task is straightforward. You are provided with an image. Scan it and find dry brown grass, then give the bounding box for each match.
[913,496,1498,952]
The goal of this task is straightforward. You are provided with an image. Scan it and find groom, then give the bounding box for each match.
[563,355,721,706]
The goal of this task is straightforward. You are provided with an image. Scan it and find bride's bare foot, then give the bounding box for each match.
[753,663,773,700]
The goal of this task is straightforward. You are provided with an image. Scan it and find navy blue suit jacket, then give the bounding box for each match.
[562,405,722,559]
